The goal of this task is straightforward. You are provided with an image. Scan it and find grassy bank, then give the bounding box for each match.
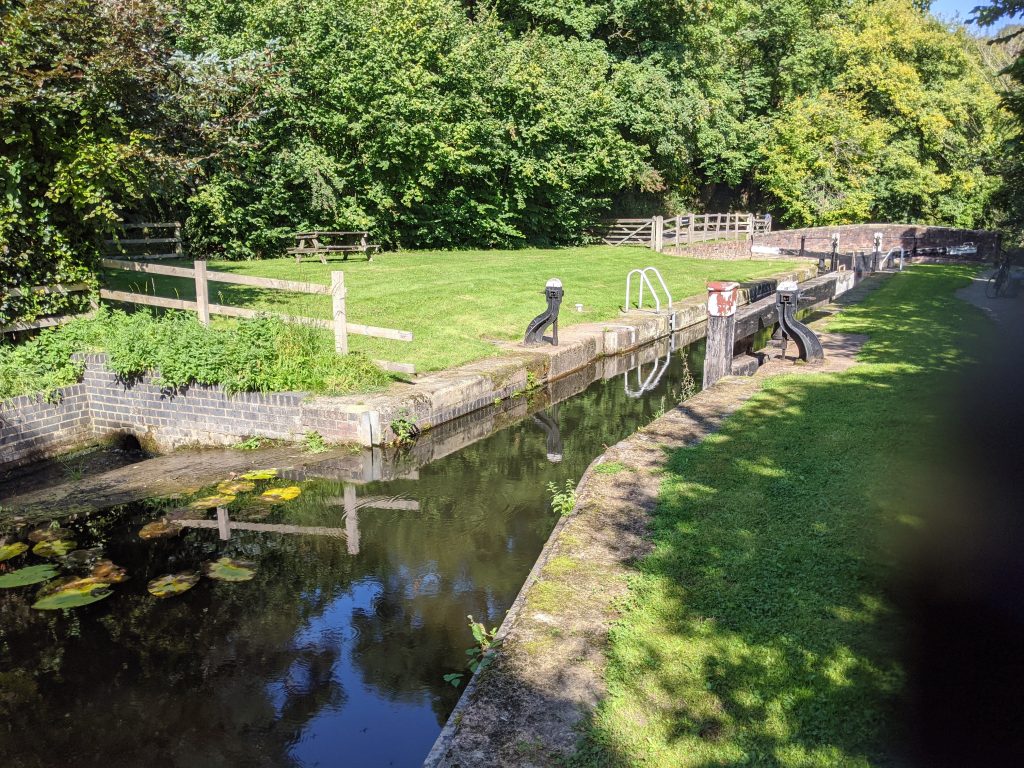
[0,309,391,401]
[580,265,987,766]
[103,246,795,372]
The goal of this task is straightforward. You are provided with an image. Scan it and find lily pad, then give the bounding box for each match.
[240,468,278,481]
[32,539,77,558]
[32,578,113,610]
[139,520,181,540]
[204,557,256,582]
[90,560,129,584]
[217,479,256,494]
[64,548,105,567]
[188,494,236,510]
[147,572,200,598]
[259,486,302,503]
[0,564,59,588]
[27,527,73,543]
[0,542,29,563]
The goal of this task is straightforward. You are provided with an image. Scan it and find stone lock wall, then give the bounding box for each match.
[0,354,374,471]
[758,223,999,258]
[0,263,832,470]
[676,223,999,261]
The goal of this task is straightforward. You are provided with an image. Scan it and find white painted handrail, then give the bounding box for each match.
[624,349,673,398]
[625,266,674,314]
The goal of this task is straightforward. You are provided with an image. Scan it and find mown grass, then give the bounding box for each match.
[102,246,796,372]
[577,265,988,767]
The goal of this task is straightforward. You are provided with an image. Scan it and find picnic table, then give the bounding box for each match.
[287,231,380,264]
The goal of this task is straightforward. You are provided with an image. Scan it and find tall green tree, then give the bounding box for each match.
[757,0,1007,228]
[973,3,1024,239]
[0,0,182,325]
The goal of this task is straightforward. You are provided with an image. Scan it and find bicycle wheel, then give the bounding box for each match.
[986,271,1005,299]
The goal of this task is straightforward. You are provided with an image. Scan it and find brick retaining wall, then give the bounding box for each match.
[675,223,999,260]
[759,223,999,258]
[0,385,92,468]
[0,354,374,470]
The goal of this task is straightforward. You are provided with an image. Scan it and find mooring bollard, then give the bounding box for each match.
[524,278,564,346]
[702,281,739,389]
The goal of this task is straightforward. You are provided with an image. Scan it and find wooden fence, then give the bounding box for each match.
[1,283,97,334]
[594,213,772,251]
[104,222,183,261]
[100,259,415,374]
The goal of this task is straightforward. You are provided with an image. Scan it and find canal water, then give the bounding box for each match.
[0,339,704,768]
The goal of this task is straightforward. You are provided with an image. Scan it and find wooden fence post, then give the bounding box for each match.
[687,213,695,245]
[344,484,359,555]
[194,259,210,325]
[675,215,681,254]
[331,271,348,354]
[702,281,739,389]
[653,216,664,252]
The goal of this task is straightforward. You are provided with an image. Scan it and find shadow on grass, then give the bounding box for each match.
[564,265,1003,767]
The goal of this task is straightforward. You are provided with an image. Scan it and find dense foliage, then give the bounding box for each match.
[0,309,392,400]
[0,0,182,325]
[973,3,1024,241]
[0,0,1015,318]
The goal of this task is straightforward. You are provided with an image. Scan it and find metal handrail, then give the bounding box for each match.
[880,246,905,271]
[625,266,673,313]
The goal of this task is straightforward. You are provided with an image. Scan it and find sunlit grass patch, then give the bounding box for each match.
[578,265,987,767]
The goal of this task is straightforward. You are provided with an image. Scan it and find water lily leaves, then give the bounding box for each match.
[204,557,256,582]
[64,547,104,567]
[138,520,181,540]
[217,480,255,494]
[0,564,59,588]
[189,494,236,510]
[240,468,278,481]
[0,542,29,563]
[32,539,77,558]
[147,572,200,598]
[259,486,301,503]
[32,578,112,610]
[90,560,129,584]
[27,527,73,543]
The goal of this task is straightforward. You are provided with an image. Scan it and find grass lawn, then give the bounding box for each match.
[103,246,795,372]
[577,265,988,767]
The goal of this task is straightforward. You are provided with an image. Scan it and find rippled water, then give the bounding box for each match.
[0,339,704,768]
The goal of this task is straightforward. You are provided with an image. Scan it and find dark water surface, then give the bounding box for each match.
[0,340,704,768]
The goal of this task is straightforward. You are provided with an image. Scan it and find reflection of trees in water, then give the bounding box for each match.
[0,521,354,768]
[0,339,709,762]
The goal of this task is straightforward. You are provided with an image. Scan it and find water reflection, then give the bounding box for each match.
[0,336,705,768]
[532,405,563,463]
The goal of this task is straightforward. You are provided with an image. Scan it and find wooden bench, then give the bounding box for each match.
[287,231,380,264]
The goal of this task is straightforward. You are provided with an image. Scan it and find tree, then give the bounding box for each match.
[757,0,1007,228]
[0,0,182,326]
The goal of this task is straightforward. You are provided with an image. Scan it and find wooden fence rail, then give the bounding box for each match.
[104,222,183,261]
[1,283,97,334]
[99,259,415,374]
[593,213,772,252]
